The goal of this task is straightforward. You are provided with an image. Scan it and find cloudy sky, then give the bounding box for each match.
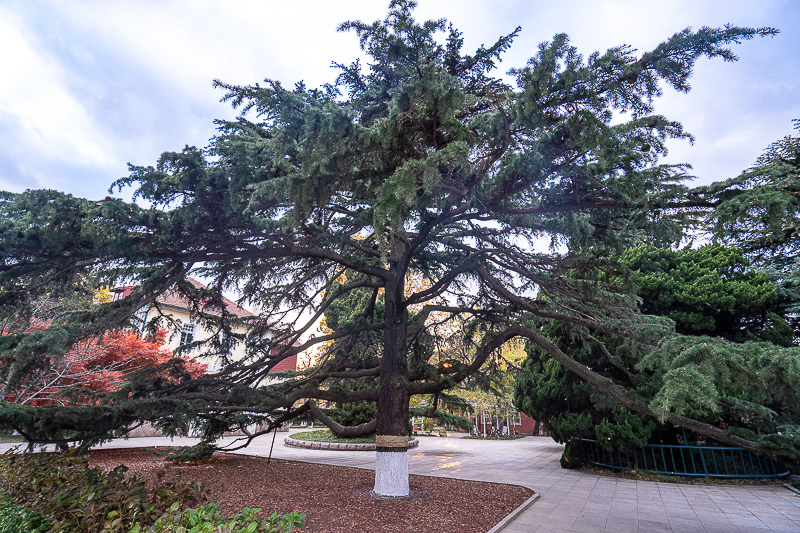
[1,0,798,200]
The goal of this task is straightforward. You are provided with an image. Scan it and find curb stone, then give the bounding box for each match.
[284,436,419,451]
[486,493,540,533]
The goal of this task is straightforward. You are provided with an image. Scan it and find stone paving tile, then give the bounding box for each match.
[532,524,575,533]
[669,525,708,533]
[768,522,800,533]
[667,512,701,523]
[702,526,739,533]
[639,519,670,531]
[728,516,771,529]
[605,516,639,531]
[697,515,737,528]
[572,513,608,529]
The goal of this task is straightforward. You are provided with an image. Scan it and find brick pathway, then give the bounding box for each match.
[3,432,798,531]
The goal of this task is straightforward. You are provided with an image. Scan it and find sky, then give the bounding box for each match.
[1,0,799,200]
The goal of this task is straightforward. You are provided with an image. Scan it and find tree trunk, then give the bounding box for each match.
[532,419,540,436]
[374,271,411,496]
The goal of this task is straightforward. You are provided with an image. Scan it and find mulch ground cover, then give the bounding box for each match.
[89,448,533,533]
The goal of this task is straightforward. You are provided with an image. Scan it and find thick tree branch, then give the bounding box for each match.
[308,401,377,437]
[517,325,757,451]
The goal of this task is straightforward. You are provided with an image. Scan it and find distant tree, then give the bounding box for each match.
[0,1,785,493]
[692,119,800,333]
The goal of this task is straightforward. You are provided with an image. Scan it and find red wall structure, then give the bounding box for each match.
[270,351,298,372]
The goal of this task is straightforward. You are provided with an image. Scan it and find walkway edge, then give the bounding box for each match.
[486,492,540,533]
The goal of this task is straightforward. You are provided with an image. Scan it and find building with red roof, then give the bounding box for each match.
[112,278,296,373]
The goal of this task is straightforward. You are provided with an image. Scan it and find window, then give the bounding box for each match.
[220,331,236,357]
[133,306,149,331]
[179,322,196,351]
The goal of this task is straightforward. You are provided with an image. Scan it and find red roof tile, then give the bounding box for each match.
[113,278,254,318]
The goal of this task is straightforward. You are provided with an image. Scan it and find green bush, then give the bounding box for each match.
[560,440,587,470]
[0,498,51,533]
[330,401,377,427]
[0,450,305,532]
[0,450,202,532]
[165,443,217,464]
[292,429,414,444]
[132,503,305,533]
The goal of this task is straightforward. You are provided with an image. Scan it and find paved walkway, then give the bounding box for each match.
[3,432,798,532]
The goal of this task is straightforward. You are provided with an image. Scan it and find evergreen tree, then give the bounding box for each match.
[514,244,800,467]
[0,1,785,493]
[693,120,800,270]
[622,244,793,343]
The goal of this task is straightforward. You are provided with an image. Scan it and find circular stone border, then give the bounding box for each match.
[284,436,419,451]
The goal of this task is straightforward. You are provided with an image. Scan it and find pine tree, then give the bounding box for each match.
[0,1,783,493]
[692,120,800,270]
[514,244,800,467]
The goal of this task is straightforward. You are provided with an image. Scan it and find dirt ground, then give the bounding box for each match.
[89,448,533,533]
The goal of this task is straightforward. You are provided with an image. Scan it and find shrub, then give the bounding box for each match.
[292,429,376,444]
[132,503,305,533]
[165,443,216,464]
[0,450,203,532]
[0,498,51,533]
[330,401,377,427]
[0,450,305,532]
[560,440,587,470]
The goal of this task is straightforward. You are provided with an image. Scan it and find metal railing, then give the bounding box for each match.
[576,438,789,478]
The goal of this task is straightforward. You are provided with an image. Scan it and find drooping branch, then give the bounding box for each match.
[308,401,377,437]
[477,265,633,337]
[584,332,659,391]
[516,325,758,451]
[218,401,313,452]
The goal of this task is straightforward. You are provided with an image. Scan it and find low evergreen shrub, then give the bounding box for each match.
[292,429,414,444]
[0,498,51,533]
[132,503,305,532]
[292,429,377,444]
[0,450,203,532]
[164,443,216,464]
[0,450,305,532]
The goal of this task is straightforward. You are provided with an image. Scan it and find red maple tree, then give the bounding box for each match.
[4,327,207,406]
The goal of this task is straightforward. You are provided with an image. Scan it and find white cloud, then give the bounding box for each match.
[0,7,119,192]
[0,0,798,196]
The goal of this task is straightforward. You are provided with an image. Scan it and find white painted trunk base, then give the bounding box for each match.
[373,450,409,496]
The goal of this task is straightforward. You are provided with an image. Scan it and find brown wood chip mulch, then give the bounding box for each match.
[89,448,533,533]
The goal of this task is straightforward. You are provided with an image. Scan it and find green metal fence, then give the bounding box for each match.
[577,438,789,478]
